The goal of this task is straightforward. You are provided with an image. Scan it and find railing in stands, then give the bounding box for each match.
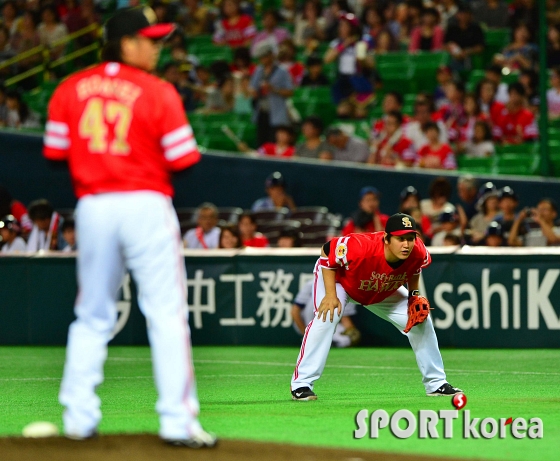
[0,23,101,88]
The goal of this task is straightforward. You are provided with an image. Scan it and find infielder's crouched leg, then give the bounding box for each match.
[291,270,348,393]
[364,286,447,393]
[121,193,202,440]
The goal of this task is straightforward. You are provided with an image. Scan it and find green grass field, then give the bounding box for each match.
[0,346,558,461]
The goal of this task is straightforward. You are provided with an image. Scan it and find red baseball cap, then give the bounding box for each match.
[385,213,419,236]
[339,12,360,28]
[104,7,175,41]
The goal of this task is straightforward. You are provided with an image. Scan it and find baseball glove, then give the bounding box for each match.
[404,295,431,333]
[342,327,361,347]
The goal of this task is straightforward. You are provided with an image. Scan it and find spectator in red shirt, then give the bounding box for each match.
[368,110,416,167]
[213,0,256,48]
[342,186,389,235]
[230,46,256,76]
[257,125,295,157]
[409,7,444,52]
[0,186,32,234]
[492,82,538,144]
[238,213,269,247]
[416,122,457,170]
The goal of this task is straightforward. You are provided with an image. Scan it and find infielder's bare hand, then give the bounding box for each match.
[317,294,342,322]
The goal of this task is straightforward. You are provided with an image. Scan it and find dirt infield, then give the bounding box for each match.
[0,435,470,461]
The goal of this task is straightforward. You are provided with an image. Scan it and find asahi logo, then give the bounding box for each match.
[422,268,560,331]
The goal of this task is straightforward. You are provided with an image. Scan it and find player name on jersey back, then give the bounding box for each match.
[76,75,143,106]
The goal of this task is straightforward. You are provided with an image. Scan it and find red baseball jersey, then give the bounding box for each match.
[213,15,256,47]
[416,143,457,170]
[243,234,269,247]
[10,200,33,232]
[43,62,200,198]
[258,143,295,157]
[371,115,410,140]
[374,135,416,166]
[435,103,465,142]
[492,106,538,144]
[322,232,431,305]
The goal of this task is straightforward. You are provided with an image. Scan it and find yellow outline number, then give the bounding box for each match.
[79,97,132,155]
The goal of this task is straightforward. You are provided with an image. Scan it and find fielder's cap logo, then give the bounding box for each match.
[143,7,157,25]
[385,213,418,236]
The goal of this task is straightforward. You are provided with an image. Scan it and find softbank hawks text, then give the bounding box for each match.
[354,410,543,440]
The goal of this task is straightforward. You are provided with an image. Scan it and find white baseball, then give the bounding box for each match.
[22,421,59,438]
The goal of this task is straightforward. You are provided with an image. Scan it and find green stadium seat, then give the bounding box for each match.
[482,28,511,67]
[402,104,415,116]
[377,66,415,94]
[548,128,560,142]
[550,153,560,177]
[293,86,331,102]
[375,52,410,67]
[376,52,448,94]
[404,94,417,105]
[495,143,538,156]
[186,35,213,48]
[495,153,540,176]
[457,155,496,174]
[410,51,449,68]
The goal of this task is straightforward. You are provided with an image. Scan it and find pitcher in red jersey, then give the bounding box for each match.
[291,213,462,400]
[44,7,216,448]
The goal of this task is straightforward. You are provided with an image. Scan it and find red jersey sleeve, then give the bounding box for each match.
[521,110,538,140]
[441,144,457,170]
[44,84,71,161]
[159,84,201,171]
[327,235,360,269]
[10,201,33,232]
[413,238,432,275]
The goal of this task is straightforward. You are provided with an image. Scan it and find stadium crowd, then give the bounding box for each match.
[1,2,560,252]
[1,171,559,255]
[1,0,560,170]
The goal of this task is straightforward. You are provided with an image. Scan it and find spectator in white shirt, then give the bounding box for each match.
[184,203,221,249]
[405,99,448,151]
[0,215,26,253]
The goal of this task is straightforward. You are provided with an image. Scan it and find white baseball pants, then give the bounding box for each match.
[59,192,202,440]
[291,268,447,394]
